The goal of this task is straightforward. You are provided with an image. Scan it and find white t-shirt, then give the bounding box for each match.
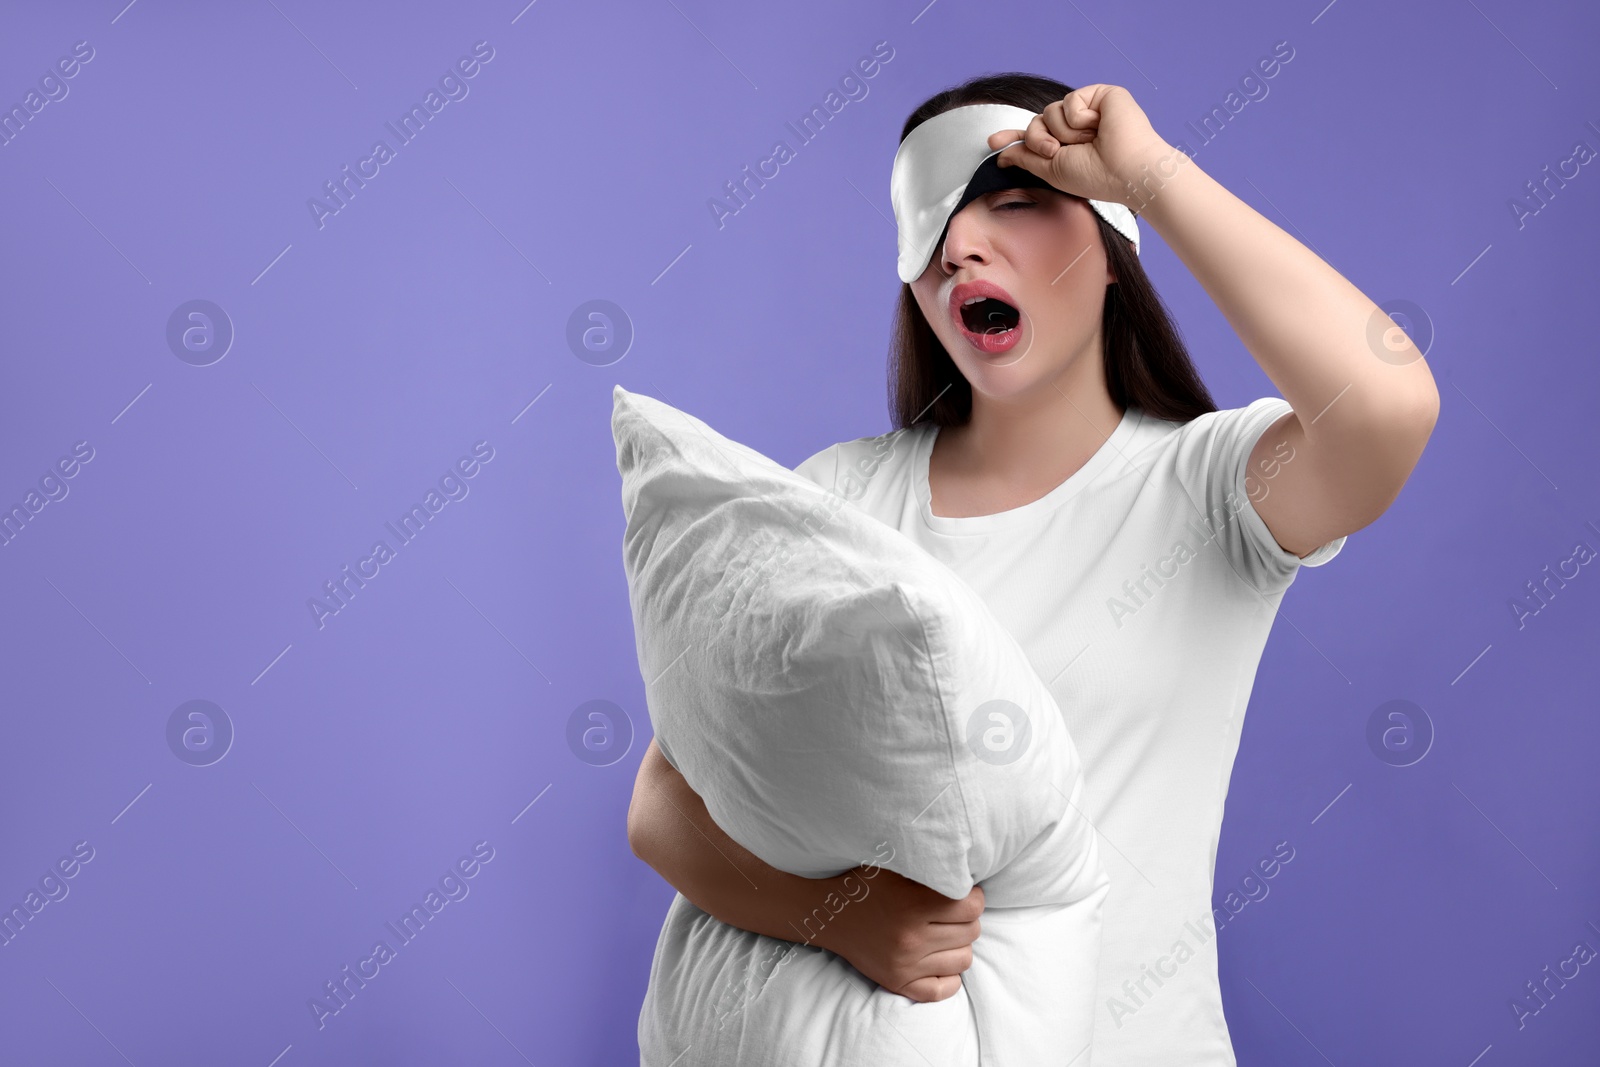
[791,396,1345,1067]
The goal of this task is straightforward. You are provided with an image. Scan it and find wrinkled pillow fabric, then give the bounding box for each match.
[614,385,1110,1067]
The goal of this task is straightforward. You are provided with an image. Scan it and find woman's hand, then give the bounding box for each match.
[628,737,984,1003]
[811,866,985,1003]
[988,83,1172,210]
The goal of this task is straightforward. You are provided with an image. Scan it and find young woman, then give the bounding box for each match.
[628,73,1438,1063]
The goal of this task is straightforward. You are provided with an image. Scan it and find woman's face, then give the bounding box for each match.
[909,187,1114,402]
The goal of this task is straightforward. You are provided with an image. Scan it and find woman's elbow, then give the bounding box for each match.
[627,738,667,864]
[627,794,656,864]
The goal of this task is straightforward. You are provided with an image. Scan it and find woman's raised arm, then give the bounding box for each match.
[990,83,1439,556]
[627,736,984,1003]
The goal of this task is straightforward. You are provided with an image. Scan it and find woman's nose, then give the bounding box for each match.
[939,206,992,274]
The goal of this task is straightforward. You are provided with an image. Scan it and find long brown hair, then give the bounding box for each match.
[889,72,1217,429]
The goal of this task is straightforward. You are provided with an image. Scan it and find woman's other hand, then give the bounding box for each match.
[811,867,985,1003]
[628,737,985,1003]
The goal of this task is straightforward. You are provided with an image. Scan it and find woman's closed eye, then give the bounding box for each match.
[995,198,1036,212]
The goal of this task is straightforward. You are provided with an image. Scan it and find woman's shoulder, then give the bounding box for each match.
[791,423,928,491]
[1118,396,1294,466]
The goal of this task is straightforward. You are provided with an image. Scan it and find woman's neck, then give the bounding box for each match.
[930,362,1126,515]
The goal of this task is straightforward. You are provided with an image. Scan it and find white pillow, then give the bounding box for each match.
[614,385,1109,1067]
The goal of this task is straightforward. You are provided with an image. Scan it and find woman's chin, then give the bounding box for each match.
[958,360,1051,401]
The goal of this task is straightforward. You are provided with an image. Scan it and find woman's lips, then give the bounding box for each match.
[962,316,1024,355]
[948,280,1024,355]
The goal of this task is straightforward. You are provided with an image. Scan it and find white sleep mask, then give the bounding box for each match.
[889,102,1140,283]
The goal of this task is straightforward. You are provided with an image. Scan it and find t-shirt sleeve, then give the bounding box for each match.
[791,442,839,489]
[1180,397,1347,592]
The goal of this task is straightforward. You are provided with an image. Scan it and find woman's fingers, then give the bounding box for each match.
[1043,96,1098,143]
[1039,100,1071,144]
[921,917,982,953]
[1025,113,1059,158]
[894,973,965,1003]
[988,128,1025,152]
[955,883,985,918]
[893,945,974,1002]
[1063,84,1109,129]
[988,128,1035,171]
[916,945,975,978]
[821,871,989,1003]
[905,878,982,916]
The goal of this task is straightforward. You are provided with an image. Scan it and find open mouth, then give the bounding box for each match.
[959,297,1021,337]
[952,293,1024,355]
[948,281,1026,356]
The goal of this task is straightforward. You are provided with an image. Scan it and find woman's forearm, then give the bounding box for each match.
[1121,138,1439,544]
[1131,145,1439,431]
[627,737,844,948]
[627,737,987,1003]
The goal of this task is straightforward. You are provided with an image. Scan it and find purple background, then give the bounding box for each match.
[2,1,1596,1064]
